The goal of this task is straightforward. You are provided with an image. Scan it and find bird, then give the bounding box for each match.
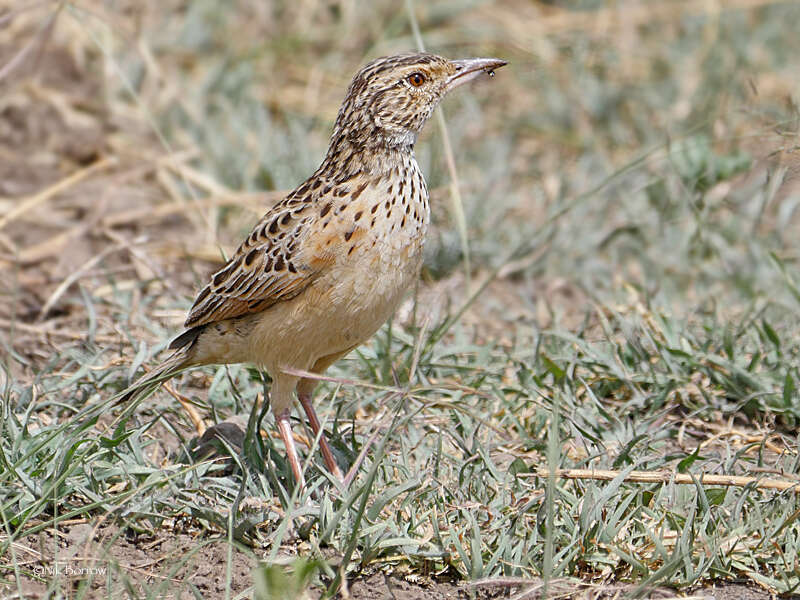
[122,52,507,487]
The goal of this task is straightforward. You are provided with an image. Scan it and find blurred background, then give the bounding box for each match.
[2,0,799,373]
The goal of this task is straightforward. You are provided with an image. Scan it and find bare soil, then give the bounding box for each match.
[10,521,780,599]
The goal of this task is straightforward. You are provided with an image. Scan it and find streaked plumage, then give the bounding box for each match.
[124,52,507,486]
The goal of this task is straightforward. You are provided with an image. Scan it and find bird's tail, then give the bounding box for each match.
[118,347,193,405]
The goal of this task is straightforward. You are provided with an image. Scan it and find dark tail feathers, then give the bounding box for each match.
[118,348,191,405]
[119,325,207,405]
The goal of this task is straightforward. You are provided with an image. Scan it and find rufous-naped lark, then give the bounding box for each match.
[124,52,506,486]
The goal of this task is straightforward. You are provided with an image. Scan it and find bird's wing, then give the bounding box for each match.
[183,196,323,329]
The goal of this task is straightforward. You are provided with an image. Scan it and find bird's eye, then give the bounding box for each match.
[407,72,425,87]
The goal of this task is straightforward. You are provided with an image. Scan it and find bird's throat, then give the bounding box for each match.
[321,130,416,180]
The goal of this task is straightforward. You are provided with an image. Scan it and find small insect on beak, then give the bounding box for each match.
[446,57,508,93]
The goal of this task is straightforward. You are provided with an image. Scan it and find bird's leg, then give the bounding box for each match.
[298,393,344,482]
[275,410,305,487]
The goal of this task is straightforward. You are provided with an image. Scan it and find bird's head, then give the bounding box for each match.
[330,52,507,153]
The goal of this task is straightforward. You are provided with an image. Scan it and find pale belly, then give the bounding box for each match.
[239,155,431,376]
[245,228,426,374]
[323,236,425,345]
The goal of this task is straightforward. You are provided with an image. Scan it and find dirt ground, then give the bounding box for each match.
[9,521,780,600]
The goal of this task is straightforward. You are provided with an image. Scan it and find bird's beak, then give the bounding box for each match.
[446,57,508,93]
